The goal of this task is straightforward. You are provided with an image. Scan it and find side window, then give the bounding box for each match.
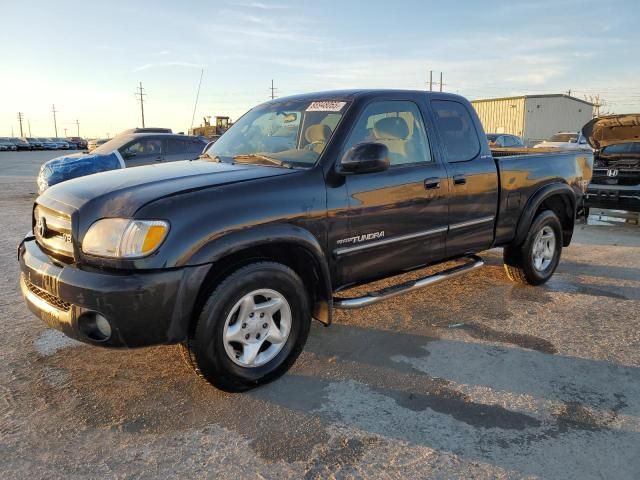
[431,100,480,162]
[343,100,432,166]
[120,138,163,158]
[503,136,516,147]
[187,139,206,154]
[167,138,187,154]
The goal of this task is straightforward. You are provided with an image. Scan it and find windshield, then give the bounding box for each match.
[550,133,577,143]
[486,134,499,141]
[92,136,133,154]
[601,142,640,155]
[205,99,349,167]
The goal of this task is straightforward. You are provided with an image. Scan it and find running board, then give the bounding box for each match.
[333,255,485,310]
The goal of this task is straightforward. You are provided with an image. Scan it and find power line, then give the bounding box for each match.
[135,82,147,128]
[51,104,58,137]
[17,112,24,137]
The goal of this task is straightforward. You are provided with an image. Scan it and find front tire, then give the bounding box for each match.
[181,262,311,392]
[504,210,563,285]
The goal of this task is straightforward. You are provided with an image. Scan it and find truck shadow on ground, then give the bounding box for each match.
[30,320,640,478]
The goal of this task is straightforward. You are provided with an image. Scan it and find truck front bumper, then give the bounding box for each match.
[18,237,209,348]
[585,184,640,213]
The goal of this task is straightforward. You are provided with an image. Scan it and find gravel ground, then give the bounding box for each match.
[1,152,639,479]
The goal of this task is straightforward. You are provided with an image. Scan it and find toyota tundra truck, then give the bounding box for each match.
[18,90,593,391]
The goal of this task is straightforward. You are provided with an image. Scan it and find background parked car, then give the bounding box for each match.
[52,138,71,149]
[87,138,110,151]
[25,138,44,150]
[534,132,591,150]
[38,138,59,149]
[38,133,208,192]
[10,138,33,151]
[0,138,18,151]
[486,133,526,148]
[66,137,88,150]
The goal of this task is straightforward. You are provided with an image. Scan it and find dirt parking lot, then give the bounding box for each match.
[1,152,639,479]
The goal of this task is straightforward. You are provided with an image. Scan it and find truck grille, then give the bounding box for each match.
[34,205,74,260]
[22,274,71,311]
[592,168,640,186]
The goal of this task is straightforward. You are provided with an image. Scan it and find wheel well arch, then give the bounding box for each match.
[188,241,333,335]
[514,183,576,247]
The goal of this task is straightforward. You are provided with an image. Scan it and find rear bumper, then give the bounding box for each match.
[18,237,209,348]
[585,183,640,212]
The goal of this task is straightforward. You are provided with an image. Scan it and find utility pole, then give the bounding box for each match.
[135,82,146,128]
[429,70,433,91]
[270,79,277,100]
[51,104,59,137]
[64,127,68,137]
[28,120,32,137]
[566,89,571,96]
[75,119,80,136]
[439,72,443,92]
[17,112,24,137]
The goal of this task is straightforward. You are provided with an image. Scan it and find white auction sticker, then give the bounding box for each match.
[306,101,347,112]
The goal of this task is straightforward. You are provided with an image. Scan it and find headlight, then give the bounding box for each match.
[82,218,169,258]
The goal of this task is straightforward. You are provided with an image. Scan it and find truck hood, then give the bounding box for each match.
[38,151,123,192]
[582,114,640,149]
[37,159,299,218]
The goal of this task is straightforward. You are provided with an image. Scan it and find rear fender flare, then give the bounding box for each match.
[514,183,576,246]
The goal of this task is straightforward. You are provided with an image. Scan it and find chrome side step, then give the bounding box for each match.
[333,255,485,310]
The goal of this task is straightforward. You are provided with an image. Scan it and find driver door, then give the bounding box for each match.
[334,99,449,286]
[119,137,164,167]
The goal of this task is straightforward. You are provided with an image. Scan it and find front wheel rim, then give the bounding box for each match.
[531,225,556,271]
[222,289,292,368]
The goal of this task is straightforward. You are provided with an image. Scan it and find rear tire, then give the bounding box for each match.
[504,210,563,285]
[181,262,310,392]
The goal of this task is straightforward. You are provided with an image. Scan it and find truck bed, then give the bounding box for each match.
[492,149,593,246]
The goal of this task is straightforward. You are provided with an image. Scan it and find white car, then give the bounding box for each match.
[534,132,591,150]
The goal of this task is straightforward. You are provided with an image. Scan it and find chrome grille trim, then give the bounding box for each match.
[34,205,74,259]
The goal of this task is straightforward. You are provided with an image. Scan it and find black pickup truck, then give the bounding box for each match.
[18,90,593,391]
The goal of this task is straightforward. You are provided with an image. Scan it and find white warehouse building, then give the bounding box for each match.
[471,94,594,145]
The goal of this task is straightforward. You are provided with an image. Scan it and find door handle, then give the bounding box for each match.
[424,177,441,190]
[453,174,466,185]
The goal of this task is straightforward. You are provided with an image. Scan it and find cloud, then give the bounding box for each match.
[133,61,206,72]
[234,1,290,9]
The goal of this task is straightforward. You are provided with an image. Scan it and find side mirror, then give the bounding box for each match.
[338,142,390,174]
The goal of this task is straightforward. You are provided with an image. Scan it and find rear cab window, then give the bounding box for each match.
[431,100,481,162]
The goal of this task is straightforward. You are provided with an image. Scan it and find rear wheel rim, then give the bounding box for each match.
[531,225,556,271]
[222,289,292,368]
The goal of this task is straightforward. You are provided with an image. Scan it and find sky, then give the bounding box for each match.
[1,0,639,138]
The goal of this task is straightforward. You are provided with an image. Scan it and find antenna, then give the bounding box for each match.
[190,69,204,130]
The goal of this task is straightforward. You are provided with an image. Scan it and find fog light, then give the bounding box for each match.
[78,312,112,341]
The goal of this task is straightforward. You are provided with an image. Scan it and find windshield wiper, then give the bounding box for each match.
[198,152,223,163]
[232,154,293,168]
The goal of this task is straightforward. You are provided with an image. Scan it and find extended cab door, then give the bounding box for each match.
[334,99,449,286]
[430,99,499,256]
